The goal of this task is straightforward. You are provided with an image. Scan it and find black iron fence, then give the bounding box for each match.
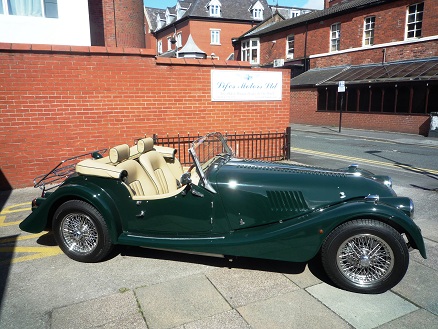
[153,129,291,166]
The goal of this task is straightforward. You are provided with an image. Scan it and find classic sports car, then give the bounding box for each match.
[20,132,426,293]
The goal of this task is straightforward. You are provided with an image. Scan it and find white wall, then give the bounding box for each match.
[0,0,90,46]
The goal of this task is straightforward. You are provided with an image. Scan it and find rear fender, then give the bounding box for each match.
[19,182,122,243]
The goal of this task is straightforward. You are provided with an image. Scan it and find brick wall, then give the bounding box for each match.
[310,40,438,68]
[258,0,437,66]
[101,0,145,48]
[290,89,430,135]
[0,45,290,189]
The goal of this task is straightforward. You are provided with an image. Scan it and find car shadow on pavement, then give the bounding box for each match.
[35,234,334,287]
[119,245,333,285]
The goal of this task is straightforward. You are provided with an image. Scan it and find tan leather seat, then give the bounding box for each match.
[139,148,179,194]
[110,144,156,196]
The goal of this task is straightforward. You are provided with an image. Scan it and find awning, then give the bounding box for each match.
[291,58,438,87]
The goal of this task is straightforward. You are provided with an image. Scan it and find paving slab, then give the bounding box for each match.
[135,274,230,329]
[306,283,418,329]
[376,309,438,329]
[206,267,299,308]
[392,260,438,315]
[238,289,350,329]
[173,310,250,329]
[51,290,144,329]
[284,264,322,288]
[410,239,438,271]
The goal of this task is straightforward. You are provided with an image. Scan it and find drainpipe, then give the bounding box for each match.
[304,22,308,71]
[112,0,118,47]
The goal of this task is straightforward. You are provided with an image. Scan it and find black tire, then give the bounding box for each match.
[321,219,409,294]
[53,200,113,263]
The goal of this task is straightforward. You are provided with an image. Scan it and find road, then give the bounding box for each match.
[290,130,438,192]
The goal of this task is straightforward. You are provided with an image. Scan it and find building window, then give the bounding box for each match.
[406,2,424,38]
[287,35,294,59]
[250,1,264,20]
[0,0,58,18]
[167,37,172,51]
[210,5,220,16]
[330,23,341,52]
[317,83,436,114]
[363,16,375,46]
[241,38,260,65]
[208,0,221,17]
[211,29,220,45]
[252,8,263,20]
[157,40,163,54]
[290,9,300,18]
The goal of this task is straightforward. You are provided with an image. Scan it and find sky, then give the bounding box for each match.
[143,0,325,10]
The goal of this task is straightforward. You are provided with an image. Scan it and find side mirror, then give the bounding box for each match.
[180,172,192,186]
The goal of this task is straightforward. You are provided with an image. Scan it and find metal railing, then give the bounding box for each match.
[153,130,290,166]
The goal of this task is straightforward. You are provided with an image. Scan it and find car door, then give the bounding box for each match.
[125,184,215,235]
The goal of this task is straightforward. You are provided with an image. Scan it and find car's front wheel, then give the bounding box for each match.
[321,219,409,294]
[53,200,113,263]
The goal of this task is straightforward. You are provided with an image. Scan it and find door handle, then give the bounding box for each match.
[136,210,145,218]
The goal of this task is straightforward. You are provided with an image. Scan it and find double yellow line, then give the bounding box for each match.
[291,147,438,176]
[0,203,63,265]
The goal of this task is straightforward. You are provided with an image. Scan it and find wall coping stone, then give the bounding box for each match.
[0,43,254,67]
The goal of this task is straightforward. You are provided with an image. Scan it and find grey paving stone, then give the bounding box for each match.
[284,264,322,288]
[238,289,350,329]
[51,290,143,329]
[307,283,418,329]
[206,267,299,308]
[135,274,230,329]
[174,310,251,329]
[376,309,438,329]
[392,260,438,315]
[96,312,147,329]
[411,239,438,271]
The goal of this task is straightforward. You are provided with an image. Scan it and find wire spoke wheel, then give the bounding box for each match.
[53,200,113,263]
[60,213,99,254]
[321,219,409,293]
[336,234,394,286]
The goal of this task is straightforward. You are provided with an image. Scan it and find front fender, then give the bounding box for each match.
[317,200,426,259]
[19,180,123,243]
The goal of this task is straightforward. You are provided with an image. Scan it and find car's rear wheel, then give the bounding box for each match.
[321,219,409,294]
[53,200,113,263]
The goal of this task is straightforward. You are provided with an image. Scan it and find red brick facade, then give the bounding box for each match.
[258,0,438,68]
[156,19,259,60]
[0,45,290,189]
[254,0,437,137]
[92,0,145,48]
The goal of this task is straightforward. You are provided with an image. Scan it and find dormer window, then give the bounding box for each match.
[252,8,263,20]
[165,9,172,25]
[250,1,264,21]
[156,15,164,29]
[208,0,221,17]
[176,1,187,20]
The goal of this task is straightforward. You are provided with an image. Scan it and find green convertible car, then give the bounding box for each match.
[20,132,426,293]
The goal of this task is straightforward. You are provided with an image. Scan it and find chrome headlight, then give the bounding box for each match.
[380,197,414,218]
